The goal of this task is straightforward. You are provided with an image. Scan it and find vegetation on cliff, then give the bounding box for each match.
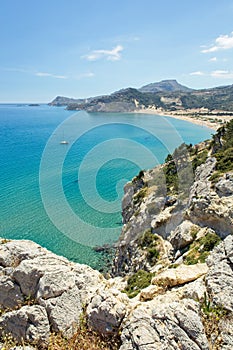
[116,120,233,306]
[50,80,233,112]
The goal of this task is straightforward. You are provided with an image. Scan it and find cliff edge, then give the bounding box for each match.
[1,121,233,349]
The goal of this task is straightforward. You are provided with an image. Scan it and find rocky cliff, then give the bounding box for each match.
[1,121,233,349]
[113,121,233,276]
[0,236,233,349]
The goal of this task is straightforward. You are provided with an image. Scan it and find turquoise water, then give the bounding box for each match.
[0,105,213,269]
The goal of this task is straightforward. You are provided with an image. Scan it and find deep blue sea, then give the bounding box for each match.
[0,104,213,269]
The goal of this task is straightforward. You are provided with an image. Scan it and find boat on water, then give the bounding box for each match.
[60,140,69,145]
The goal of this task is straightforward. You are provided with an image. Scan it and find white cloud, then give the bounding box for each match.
[83,45,123,61]
[4,68,67,79]
[81,72,95,78]
[190,71,205,76]
[202,32,233,53]
[209,57,217,62]
[35,72,67,79]
[210,70,233,79]
[189,69,233,79]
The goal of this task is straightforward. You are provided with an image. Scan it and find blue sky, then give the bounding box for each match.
[1,0,233,102]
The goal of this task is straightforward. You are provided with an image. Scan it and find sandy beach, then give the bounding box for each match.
[133,108,233,131]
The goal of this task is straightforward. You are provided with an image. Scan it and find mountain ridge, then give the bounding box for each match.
[138,79,193,93]
[49,79,233,112]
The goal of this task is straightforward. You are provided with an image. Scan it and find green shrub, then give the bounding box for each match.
[139,229,156,247]
[200,232,221,252]
[138,229,160,265]
[192,150,208,170]
[209,171,222,183]
[132,170,145,184]
[184,232,221,265]
[122,270,153,298]
[133,187,147,204]
[215,147,233,172]
[201,292,228,349]
[147,247,159,264]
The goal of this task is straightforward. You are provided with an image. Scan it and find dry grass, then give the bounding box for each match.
[48,328,121,350]
[0,324,121,350]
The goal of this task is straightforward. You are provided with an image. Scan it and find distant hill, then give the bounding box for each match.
[48,96,85,106]
[49,80,233,112]
[138,79,193,93]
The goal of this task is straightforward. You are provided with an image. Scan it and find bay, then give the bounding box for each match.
[0,104,213,269]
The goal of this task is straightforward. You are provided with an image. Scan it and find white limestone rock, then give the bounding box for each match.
[13,255,71,297]
[36,270,76,300]
[120,299,209,350]
[206,235,233,312]
[215,173,233,197]
[0,275,24,309]
[151,263,208,288]
[39,286,82,337]
[0,305,50,346]
[168,220,199,250]
[86,288,129,334]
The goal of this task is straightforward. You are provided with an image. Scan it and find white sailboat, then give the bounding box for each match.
[60,130,69,144]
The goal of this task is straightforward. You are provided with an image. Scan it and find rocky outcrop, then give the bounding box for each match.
[187,159,233,237]
[48,95,85,106]
[168,220,199,250]
[86,288,129,334]
[113,152,233,276]
[0,240,107,346]
[0,305,50,346]
[120,299,209,350]
[0,236,233,349]
[206,235,233,312]
[151,263,208,288]
[112,167,184,276]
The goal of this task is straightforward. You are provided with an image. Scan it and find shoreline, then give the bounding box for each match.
[132,108,233,130]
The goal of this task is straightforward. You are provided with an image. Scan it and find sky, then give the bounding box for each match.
[1,0,233,102]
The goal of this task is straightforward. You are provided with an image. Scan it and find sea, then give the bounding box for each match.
[0,104,213,270]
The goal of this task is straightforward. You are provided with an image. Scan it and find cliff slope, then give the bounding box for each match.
[1,121,233,349]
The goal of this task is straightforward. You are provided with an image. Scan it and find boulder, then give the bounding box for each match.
[39,286,82,337]
[152,263,208,288]
[72,263,106,304]
[215,173,233,197]
[120,299,209,350]
[168,220,199,250]
[206,235,233,312]
[0,305,50,346]
[0,275,24,309]
[120,307,162,350]
[0,240,45,268]
[36,270,76,299]
[181,276,207,302]
[13,255,71,297]
[153,299,209,350]
[86,288,129,334]
[139,285,164,301]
